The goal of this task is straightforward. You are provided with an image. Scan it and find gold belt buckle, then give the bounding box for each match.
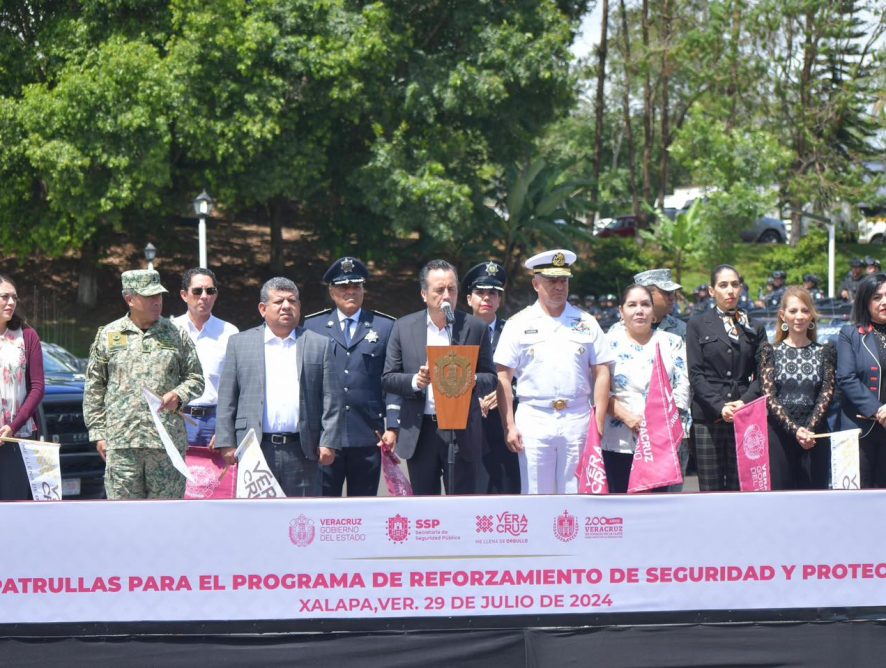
[551,399,568,411]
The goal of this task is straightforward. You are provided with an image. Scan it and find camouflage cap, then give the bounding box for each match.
[121,269,168,296]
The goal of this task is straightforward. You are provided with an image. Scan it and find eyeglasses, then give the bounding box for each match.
[0,293,18,302]
[190,287,218,296]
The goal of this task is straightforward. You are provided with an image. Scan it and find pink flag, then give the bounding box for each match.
[733,395,771,492]
[185,447,237,499]
[628,343,684,493]
[381,448,413,496]
[576,406,609,494]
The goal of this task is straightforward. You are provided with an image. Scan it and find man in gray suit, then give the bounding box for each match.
[216,277,341,496]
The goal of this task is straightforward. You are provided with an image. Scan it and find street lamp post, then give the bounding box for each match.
[144,243,157,271]
[192,190,214,268]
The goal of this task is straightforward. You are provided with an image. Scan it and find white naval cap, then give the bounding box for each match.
[524,249,577,277]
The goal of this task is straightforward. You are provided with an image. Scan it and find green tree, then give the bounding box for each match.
[638,199,712,284]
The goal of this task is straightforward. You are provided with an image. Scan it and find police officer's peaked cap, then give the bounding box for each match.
[323,256,369,285]
[463,261,507,292]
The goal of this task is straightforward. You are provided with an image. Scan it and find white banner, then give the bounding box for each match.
[235,428,285,498]
[142,387,194,482]
[18,440,62,501]
[831,429,861,490]
[2,492,886,624]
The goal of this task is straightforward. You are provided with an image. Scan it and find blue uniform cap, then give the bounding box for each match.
[324,256,368,285]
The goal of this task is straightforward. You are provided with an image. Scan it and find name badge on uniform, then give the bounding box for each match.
[524,329,538,334]
[107,332,128,350]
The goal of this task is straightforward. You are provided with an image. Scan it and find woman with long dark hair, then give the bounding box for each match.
[836,272,886,488]
[758,286,835,489]
[0,274,45,500]
[686,264,768,491]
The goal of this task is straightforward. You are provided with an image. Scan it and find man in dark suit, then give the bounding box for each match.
[463,261,520,494]
[216,277,341,497]
[304,257,399,497]
[382,259,497,495]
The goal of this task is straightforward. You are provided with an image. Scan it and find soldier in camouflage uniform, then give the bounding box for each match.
[84,270,204,499]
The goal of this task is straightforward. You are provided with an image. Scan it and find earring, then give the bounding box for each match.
[780,322,789,332]
[808,321,815,330]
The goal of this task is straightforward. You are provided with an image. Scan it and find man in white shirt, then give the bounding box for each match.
[173,268,239,454]
[216,277,341,496]
[495,249,613,494]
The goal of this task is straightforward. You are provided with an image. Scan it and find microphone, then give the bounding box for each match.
[441,301,455,325]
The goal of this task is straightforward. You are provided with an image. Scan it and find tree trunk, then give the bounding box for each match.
[619,0,639,219]
[77,237,99,309]
[269,200,285,273]
[658,0,672,207]
[641,0,654,219]
[591,0,609,214]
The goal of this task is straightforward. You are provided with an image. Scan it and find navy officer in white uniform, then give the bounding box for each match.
[304,257,399,496]
[494,249,613,494]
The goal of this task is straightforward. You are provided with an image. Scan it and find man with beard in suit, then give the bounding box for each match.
[382,260,497,495]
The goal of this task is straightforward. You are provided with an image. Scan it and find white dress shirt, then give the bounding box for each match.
[262,325,300,434]
[173,313,239,407]
[410,312,451,415]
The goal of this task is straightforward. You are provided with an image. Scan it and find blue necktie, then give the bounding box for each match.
[343,318,353,346]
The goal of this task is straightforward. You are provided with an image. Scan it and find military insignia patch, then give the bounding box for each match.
[366,330,379,343]
[107,332,128,349]
[552,252,566,267]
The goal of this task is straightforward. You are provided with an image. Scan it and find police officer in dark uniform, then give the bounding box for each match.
[462,261,520,494]
[304,257,399,496]
[765,270,787,308]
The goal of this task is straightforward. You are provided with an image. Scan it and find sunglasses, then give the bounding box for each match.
[190,287,218,296]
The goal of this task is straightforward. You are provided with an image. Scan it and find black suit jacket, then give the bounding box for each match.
[686,309,767,422]
[382,309,497,462]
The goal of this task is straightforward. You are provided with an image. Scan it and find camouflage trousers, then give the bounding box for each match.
[105,448,187,499]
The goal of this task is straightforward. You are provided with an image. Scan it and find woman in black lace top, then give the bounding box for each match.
[758,287,835,489]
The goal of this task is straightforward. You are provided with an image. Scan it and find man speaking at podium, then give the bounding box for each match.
[382,260,497,495]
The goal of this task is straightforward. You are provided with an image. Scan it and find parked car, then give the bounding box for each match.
[595,215,641,238]
[37,344,105,499]
[738,216,787,243]
[595,210,786,243]
[857,205,886,244]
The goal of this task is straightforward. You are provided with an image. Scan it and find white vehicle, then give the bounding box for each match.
[858,207,886,244]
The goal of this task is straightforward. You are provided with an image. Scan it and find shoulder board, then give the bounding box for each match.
[304,308,333,319]
[370,309,396,320]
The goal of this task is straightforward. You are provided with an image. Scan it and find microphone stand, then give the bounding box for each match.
[442,304,458,496]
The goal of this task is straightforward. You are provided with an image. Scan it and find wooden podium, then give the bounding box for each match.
[427,345,479,429]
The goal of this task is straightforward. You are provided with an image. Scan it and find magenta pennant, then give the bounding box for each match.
[381,449,413,496]
[733,395,771,491]
[628,343,684,493]
[576,406,609,494]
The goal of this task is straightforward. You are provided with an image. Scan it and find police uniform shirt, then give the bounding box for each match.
[494,302,613,404]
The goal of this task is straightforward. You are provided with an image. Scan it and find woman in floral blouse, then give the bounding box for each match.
[602,284,690,492]
[0,274,45,500]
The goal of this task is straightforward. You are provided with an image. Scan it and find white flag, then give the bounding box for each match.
[831,429,861,490]
[235,429,285,498]
[19,440,62,501]
[142,387,195,482]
